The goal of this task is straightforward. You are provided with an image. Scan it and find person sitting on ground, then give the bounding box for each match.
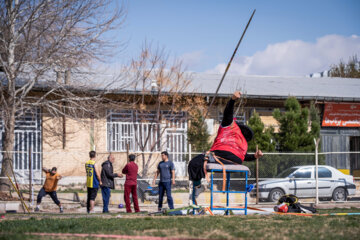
[35,167,63,213]
[188,91,263,184]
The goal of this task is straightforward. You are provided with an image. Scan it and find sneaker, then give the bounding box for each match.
[194,184,205,197]
[35,207,40,212]
[60,207,63,213]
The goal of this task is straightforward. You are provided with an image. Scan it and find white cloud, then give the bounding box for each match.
[206,35,360,76]
[179,50,205,69]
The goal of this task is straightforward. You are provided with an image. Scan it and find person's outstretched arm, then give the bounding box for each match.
[221,91,241,127]
[244,150,263,161]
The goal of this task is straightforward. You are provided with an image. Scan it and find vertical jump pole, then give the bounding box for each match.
[256,144,259,204]
[314,138,320,205]
[188,144,192,206]
[29,148,32,205]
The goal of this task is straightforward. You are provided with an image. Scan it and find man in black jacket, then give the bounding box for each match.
[101,154,122,213]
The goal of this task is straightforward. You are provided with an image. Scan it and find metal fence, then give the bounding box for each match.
[1,149,360,210]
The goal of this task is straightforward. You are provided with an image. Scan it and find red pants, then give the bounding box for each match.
[124,184,140,213]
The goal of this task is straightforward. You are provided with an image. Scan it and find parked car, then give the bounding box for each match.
[251,165,356,202]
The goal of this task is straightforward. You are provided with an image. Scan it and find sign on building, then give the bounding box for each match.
[322,103,360,127]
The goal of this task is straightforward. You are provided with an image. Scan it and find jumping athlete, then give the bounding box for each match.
[188,91,263,184]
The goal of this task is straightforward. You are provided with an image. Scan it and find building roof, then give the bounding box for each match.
[188,73,360,102]
[2,71,360,102]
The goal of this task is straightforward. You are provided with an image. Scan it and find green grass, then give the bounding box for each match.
[0,208,359,239]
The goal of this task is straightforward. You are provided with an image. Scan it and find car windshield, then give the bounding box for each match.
[276,167,298,178]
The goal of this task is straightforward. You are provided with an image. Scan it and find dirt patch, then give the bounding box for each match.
[0,192,23,201]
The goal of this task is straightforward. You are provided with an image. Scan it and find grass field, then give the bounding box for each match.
[0,208,359,239]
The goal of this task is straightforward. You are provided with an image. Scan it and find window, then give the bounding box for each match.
[277,167,298,178]
[0,109,42,183]
[107,110,188,162]
[292,168,312,178]
[318,167,332,178]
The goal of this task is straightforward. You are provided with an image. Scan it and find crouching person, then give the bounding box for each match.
[35,167,63,213]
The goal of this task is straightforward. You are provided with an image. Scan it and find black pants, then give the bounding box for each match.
[86,187,98,212]
[37,187,60,205]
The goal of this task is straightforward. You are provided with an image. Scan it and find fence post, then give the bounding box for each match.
[256,145,259,205]
[314,138,320,205]
[188,144,192,164]
[188,144,192,205]
[29,148,32,205]
[126,142,129,163]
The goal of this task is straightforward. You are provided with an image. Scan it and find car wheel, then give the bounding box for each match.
[268,188,284,202]
[332,187,347,201]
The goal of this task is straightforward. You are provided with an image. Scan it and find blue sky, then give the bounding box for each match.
[109,0,360,76]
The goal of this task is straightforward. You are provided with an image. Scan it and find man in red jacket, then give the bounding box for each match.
[122,154,140,213]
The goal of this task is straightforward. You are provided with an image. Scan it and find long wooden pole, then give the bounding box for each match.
[6,173,30,213]
[9,160,30,213]
[204,9,256,120]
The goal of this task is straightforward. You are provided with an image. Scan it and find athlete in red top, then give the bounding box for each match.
[188,91,263,183]
[210,91,263,164]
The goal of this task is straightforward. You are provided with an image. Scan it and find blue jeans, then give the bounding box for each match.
[158,181,174,210]
[101,186,111,213]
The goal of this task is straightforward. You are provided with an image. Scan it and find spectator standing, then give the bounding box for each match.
[101,154,122,213]
[85,151,102,213]
[152,151,175,211]
[35,167,63,213]
[122,154,140,213]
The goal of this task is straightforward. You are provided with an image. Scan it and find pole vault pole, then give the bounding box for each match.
[204,9,256,120]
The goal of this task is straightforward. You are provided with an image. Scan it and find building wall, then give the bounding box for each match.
[42,114,166,180]
[39,97,358,181]
[321,128,360,172]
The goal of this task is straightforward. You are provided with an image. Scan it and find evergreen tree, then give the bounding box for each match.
[247,111,276,152]
[273,97,319,152]
[270,97,322,176]
[244,111,277,178]
[187,109,211,152]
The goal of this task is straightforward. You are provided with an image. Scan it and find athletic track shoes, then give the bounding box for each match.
[35,207,40,212]
[194,184,206,197]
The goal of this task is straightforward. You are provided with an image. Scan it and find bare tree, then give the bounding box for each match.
[0,0,126,191]
[118,43,206,177]
[330,55,360,78]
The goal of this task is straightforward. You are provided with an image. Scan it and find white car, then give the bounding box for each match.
[251,165,356,202]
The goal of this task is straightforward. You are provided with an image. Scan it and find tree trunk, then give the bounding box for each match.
[141,152,146,177]
[0,109,16,192]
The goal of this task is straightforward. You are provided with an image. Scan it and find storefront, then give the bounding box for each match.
[320,102,360,176]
